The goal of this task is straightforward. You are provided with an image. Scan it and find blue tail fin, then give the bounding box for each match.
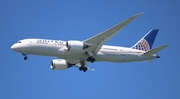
[132,29,158,52]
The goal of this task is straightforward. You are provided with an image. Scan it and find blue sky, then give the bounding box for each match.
[1,0,180,99]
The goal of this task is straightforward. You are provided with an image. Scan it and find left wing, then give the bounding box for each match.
[84,13,143,55]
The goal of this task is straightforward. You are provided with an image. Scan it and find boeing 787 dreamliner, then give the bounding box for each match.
[11,13,168,72]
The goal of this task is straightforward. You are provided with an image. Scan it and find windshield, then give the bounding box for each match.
[17,41,21,43]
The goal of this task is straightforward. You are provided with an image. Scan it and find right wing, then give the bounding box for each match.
[84,13,143,55]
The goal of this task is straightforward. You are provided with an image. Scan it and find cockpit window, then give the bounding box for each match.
[17,41,21,43]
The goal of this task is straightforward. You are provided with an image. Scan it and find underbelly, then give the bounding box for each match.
[96,53,155,62]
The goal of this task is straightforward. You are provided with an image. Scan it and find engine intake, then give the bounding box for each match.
[66,40,84,52]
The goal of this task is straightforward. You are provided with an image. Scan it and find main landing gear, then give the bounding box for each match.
[22,53,28,60]
[86,51,95,63]
[87,56,95,63]
[78,51,95,72]
[79,66,88,72]
[79,61,88,72]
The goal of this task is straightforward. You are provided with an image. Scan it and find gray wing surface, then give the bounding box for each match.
[84,13,143,55]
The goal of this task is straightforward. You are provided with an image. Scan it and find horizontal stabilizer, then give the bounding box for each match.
[143,44,169,55]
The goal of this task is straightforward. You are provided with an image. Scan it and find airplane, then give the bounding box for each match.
[11,13,168,72]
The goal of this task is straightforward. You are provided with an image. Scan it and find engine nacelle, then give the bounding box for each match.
[66,40,84,52]
[50,59,68,70]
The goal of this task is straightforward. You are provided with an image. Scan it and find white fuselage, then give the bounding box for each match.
[11,38,157,63]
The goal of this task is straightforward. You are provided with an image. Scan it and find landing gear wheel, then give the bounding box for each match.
[79,66,83,71]
[79,61,88,72]
[22,53,28,60]
[87,57,91,61]
[79,66,87,72]
[90,58,95,63]
[82,67,88,72]
[24,57,28,60]
[87,56,95,63]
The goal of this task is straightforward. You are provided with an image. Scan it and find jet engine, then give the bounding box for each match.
[50,59,69,70]
[66,40,84,52]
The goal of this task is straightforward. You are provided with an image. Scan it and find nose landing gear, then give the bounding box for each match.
[22,53,28,60]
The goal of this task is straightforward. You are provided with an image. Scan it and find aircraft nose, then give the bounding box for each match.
[11,43,26,52]
[11,44,19,51]
[11,44,16,50]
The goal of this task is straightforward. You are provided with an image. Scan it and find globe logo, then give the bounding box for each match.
[132,39,150,52]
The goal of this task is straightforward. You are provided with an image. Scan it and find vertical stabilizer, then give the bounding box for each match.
[132,29,158,52]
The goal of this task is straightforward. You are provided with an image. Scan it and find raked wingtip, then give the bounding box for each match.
[134,12,144,17]
[129,12,144,19]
